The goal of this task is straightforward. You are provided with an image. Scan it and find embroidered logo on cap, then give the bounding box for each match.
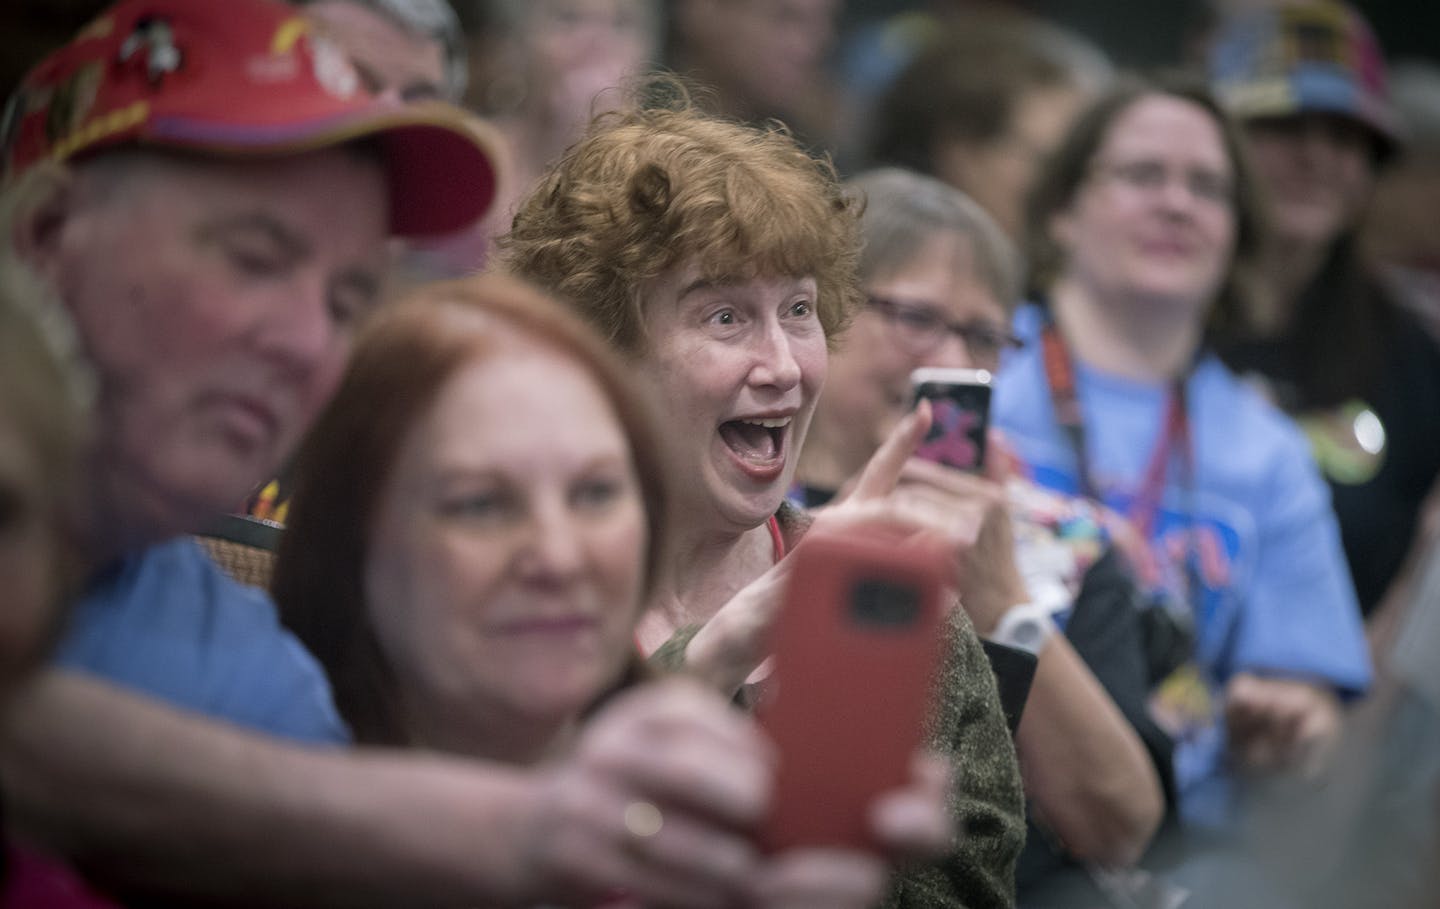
[118,18,183,85]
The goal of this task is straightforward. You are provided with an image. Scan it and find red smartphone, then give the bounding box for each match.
[911,367,993,473]
[756,532,949,853]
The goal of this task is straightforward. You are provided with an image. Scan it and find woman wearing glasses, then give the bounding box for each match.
[992,76,1370,829]
[797,168,1167,896]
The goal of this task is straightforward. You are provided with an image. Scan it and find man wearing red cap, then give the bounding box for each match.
[0,0,846,904]
[2,0,500,745]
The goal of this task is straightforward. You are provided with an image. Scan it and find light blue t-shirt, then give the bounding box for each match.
[54,537,349,746]
[995,305,1370,820]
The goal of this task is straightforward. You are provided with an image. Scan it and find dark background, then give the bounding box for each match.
[4,1,1436,110]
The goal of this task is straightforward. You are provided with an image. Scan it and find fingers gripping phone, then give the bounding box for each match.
[911,367,993,473]
[756,533,948,853]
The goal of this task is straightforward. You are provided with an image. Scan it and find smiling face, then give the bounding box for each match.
[817,231,1008,477]
[38,149,388,551]
[1244,112,1376,255]
[1050,93,1237,318]
[638,262,827,533]
[523,0,654,125]
[364,341,647,741]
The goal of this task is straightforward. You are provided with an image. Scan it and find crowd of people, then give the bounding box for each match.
[0,0,1436,907]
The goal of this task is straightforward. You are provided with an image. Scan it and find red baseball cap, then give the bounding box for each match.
[1,0,502,237]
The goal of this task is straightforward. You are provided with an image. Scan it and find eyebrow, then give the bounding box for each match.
[873,295,944,314]
[676,275,815,301]
[400,81,443,102]
[431,464,501,485]
[677,277,724,301]
[429,451,630,487]
[195,212,313,260]
[197,212,383,294]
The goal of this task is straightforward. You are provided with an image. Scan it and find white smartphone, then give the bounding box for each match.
[910,367,993,473]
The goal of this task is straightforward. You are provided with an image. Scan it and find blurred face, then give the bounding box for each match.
[819,232,1009,472]
[1244,112,1376,253]
[365,343,647,732]
[1051,94,1237,316]
[41,149,388,550]
[936,85,1087,238]
[684,0,838,115]
[639,262,827,533]
[524,0,653,125]
[0,409,59,697]
[307,0,448,101]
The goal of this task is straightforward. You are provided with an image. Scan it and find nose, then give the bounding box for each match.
[575,17,611,56]
[747,318,803,392]
[516,496,585,586]
[923,330,975,371]
[1154,174,1202,217]
[254,275,342,387]
[1295,120,1348,167]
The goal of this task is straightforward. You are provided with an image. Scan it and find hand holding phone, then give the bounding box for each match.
[756,532,949,854]
[911,367,993,473]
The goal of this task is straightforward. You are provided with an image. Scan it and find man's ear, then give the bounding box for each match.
[8,164,79,283]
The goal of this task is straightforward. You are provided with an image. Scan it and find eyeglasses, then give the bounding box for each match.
[866,297,1023,366]
[1092,158,1234,207]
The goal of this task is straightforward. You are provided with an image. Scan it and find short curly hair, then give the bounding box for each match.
[499,92,863,354]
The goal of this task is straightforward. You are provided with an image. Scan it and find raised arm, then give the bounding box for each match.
[2,672,770,908]
[889,456,1165,869]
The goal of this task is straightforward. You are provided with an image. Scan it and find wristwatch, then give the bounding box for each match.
[989,601,1057,655]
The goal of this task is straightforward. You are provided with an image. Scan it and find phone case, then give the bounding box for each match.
[756,532,948,853]
[912,368,993,473]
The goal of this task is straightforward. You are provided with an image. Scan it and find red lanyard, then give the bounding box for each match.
[1039,321,1193,539]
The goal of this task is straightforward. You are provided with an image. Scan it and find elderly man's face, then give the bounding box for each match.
[32,148,389,551]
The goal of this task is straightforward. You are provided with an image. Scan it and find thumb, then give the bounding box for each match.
[984,427,1017,484]
[849,398,932,502]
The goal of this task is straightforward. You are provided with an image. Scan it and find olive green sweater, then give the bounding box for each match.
[651,504,1025,908]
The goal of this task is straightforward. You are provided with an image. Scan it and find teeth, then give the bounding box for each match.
[742,418,790,429]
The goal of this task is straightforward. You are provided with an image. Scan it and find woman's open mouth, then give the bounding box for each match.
[717,416,791,481]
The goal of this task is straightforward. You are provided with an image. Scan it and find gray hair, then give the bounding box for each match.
[301,0,469,102]
[845,167,1023,311]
